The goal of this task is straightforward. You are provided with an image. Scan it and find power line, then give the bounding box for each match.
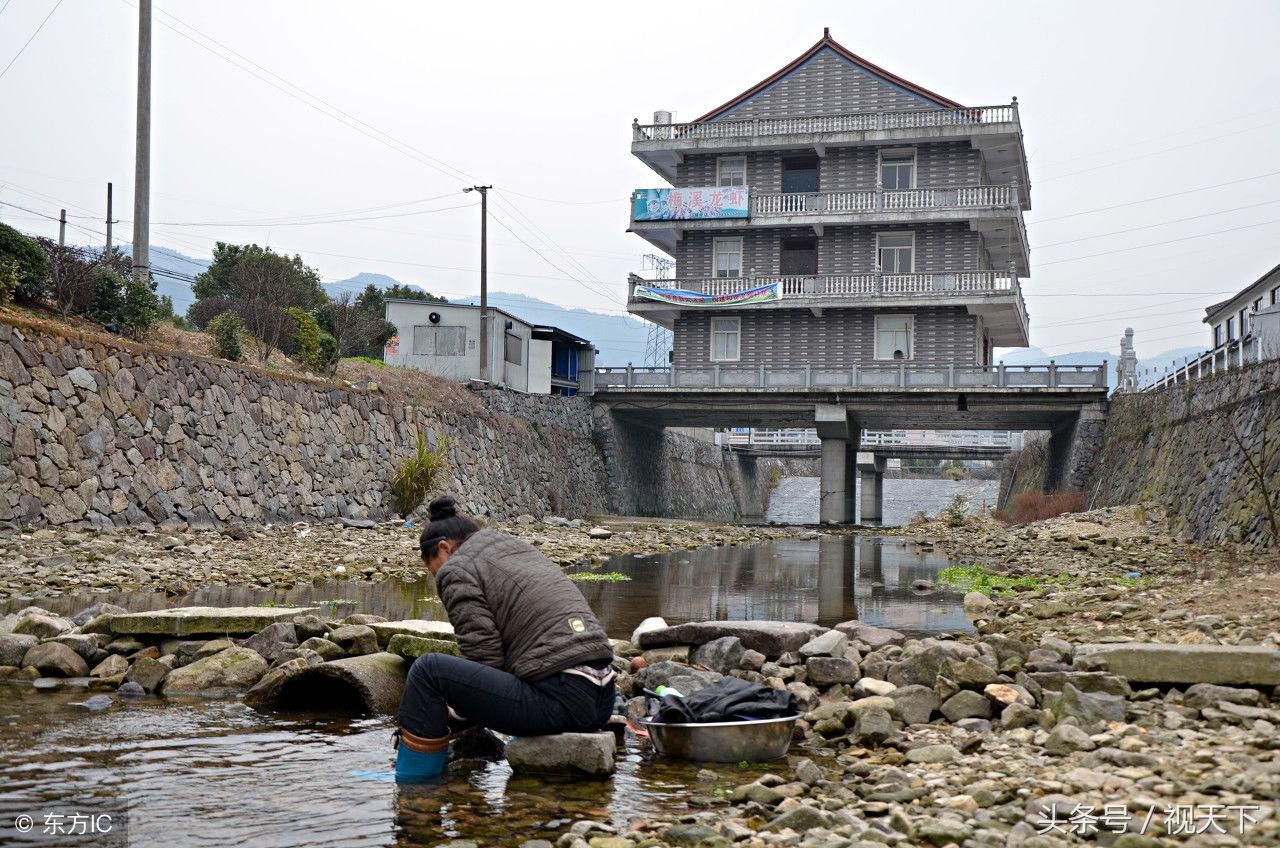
[1035,217,1280,267]
[1032,198,1280,250]
[1028,169,1280,226]
[149,200,478,228]
[0,0,63,82]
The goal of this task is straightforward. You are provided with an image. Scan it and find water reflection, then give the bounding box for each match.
[579,535,972,638]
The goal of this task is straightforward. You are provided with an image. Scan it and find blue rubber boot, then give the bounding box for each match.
[394,728,449,783]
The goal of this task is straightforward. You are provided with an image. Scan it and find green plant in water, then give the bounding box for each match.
[566,571,632,583]
[941,493,970,527]
[937,563,1062,596]
[390,430,448,518]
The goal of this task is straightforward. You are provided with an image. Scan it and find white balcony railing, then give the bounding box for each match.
[633,103,1019,143]
[751,185,1016,216]
[592,362,1107,392]
[635,271,1018,299]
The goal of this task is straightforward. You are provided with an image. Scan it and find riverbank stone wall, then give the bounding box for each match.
[0,318,779,529]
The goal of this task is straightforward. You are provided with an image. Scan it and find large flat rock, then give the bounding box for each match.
[637,620,829,658]
[109,606,318,637]
[367,619,456,646]
[1074,643,1280,686]
[505,732,615,777]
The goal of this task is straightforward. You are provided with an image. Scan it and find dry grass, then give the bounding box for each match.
[995,489,1086,525]
[334,358,480,414]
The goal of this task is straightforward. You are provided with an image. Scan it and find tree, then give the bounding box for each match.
[89,267,161,340]
[322,291,397,363]
[35,238,98,317]
[383,283,446,303]
[0,223,50,303]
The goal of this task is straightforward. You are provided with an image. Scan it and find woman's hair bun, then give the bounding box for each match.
[428,496,458,522]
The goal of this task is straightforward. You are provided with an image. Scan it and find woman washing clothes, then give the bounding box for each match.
[394,496,616,782]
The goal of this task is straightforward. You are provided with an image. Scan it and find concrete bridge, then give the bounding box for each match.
[590,363,1108,523]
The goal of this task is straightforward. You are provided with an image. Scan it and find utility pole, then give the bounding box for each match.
[58,209,66,246]
[105,182,113,255]
[463,184,492,382]
[132,0,151,283]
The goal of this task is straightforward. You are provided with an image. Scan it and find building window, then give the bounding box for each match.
[504,332,522,365]
[710,317,741,361]
[1213,323,1224,348]
[413,325,466,356]
[880,149,916,190]
[1241,308,1249,337]
[876,233,914,274]
[875,315,914,360]
[713,237,743,278]
[1227,316,1236,341]
[1272,286,1279,305]
[717,156,746,187]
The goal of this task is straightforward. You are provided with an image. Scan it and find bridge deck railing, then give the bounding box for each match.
[591,363,1107,392]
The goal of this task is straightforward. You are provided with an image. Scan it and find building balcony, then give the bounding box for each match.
[629,183,1029,272]
[626,270,1029,346]
[632,102,1027,190]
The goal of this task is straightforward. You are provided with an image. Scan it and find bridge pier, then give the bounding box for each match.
[857,452,886,524]
[815,404,855,523]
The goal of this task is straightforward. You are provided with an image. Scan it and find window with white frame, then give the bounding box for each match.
[876,233,914,274]
[710,317,741,361]
[1213,323,1224,348]
[1272,286,1279,305]
[1227,316,1236,341]
[1241,308,1249,337]
[717,156,746,187]
[875,315,914,360]
[880,149,915,190]
[713,237,743,278]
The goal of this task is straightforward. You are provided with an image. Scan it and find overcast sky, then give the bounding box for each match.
[2,0,1279,358]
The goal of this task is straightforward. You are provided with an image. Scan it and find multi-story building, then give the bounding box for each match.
[625,29,1030,379]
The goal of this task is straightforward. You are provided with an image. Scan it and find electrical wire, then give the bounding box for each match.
[1035,218,1280,267]
[1031,198,1280,250]
[0,0,63,83]
[1028,169,1280,225]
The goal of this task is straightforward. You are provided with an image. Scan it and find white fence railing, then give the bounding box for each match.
[592,362,1106,392]
[1140,337,1264,391]
[749,184,1019,216]
[634,103,1019,143]
[726,428,1021,448]
[636,271,1019,299]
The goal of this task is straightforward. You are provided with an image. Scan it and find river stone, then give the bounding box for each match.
[117,681,146,697]
[906,743,961,764]
[505,732,614,777]
[240,622,298,663]
[1044,722,1096,755]
[798,630,848,659]
[630,616,668,646]
[108,606,319,637]
[834,620,907,650]
[854,706,895,745]
[1183,683,1264,711]
[940,690,992,721]
[690,636,745,673]
[805,656,858,687]
[71,602,128,627]
[941,656,998,688]
[890,684,940,725]
[662,824,720,847]
[853,678,896,697]
[1073,642,1280,686]
[366,619,456,646]
[159,646,269,695]
[194,638,237,658]
[297,637,345,661]
[786,682,819,713]
[12,614,73,639]
[71,694,113,711]
[1046,682,1127,725]
[124,657,170,692]
[90,654,129,678]
[1029,671,1131,698]
[637,620,828,658]
[22,642,89,677]
[915,818,974,846]
[731,782,784,805]
[963,591,995,615]
[386,634,462,660]
[329,624,378,656]
[0,634,38,667]
[633,660,722,696]
[763,805,832,832]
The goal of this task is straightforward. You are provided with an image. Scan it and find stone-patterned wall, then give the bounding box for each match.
[0,318,788,529]
[1087,360,1280,545]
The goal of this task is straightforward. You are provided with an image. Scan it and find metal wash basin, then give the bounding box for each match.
[639,715,800,763]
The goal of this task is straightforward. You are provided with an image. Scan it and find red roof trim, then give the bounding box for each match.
[694,32,964,123]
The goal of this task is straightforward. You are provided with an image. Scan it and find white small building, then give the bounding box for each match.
[383,299,596,395]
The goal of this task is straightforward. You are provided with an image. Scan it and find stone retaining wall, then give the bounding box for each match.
[1087,359,1280,544]
[0,318,784,529]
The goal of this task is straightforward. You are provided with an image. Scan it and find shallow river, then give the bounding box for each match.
[0,535,969,846]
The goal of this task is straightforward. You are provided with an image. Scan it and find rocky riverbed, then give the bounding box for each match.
[0,516,816,601]
[1,506,1278,847]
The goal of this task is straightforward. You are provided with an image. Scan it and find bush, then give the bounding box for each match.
[87,267,125,327]
[995,489,1086,525]
[187,297,235,330]
[0,260,18,306]
[120,274,161,339]
[942,466,966,481]
[941,493,970,527]
[207,311,244,361]
[389,430,448,518]
[285,306,337,372]
[0,223,49,302]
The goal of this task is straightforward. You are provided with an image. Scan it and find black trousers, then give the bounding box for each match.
[398,653,615,739]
